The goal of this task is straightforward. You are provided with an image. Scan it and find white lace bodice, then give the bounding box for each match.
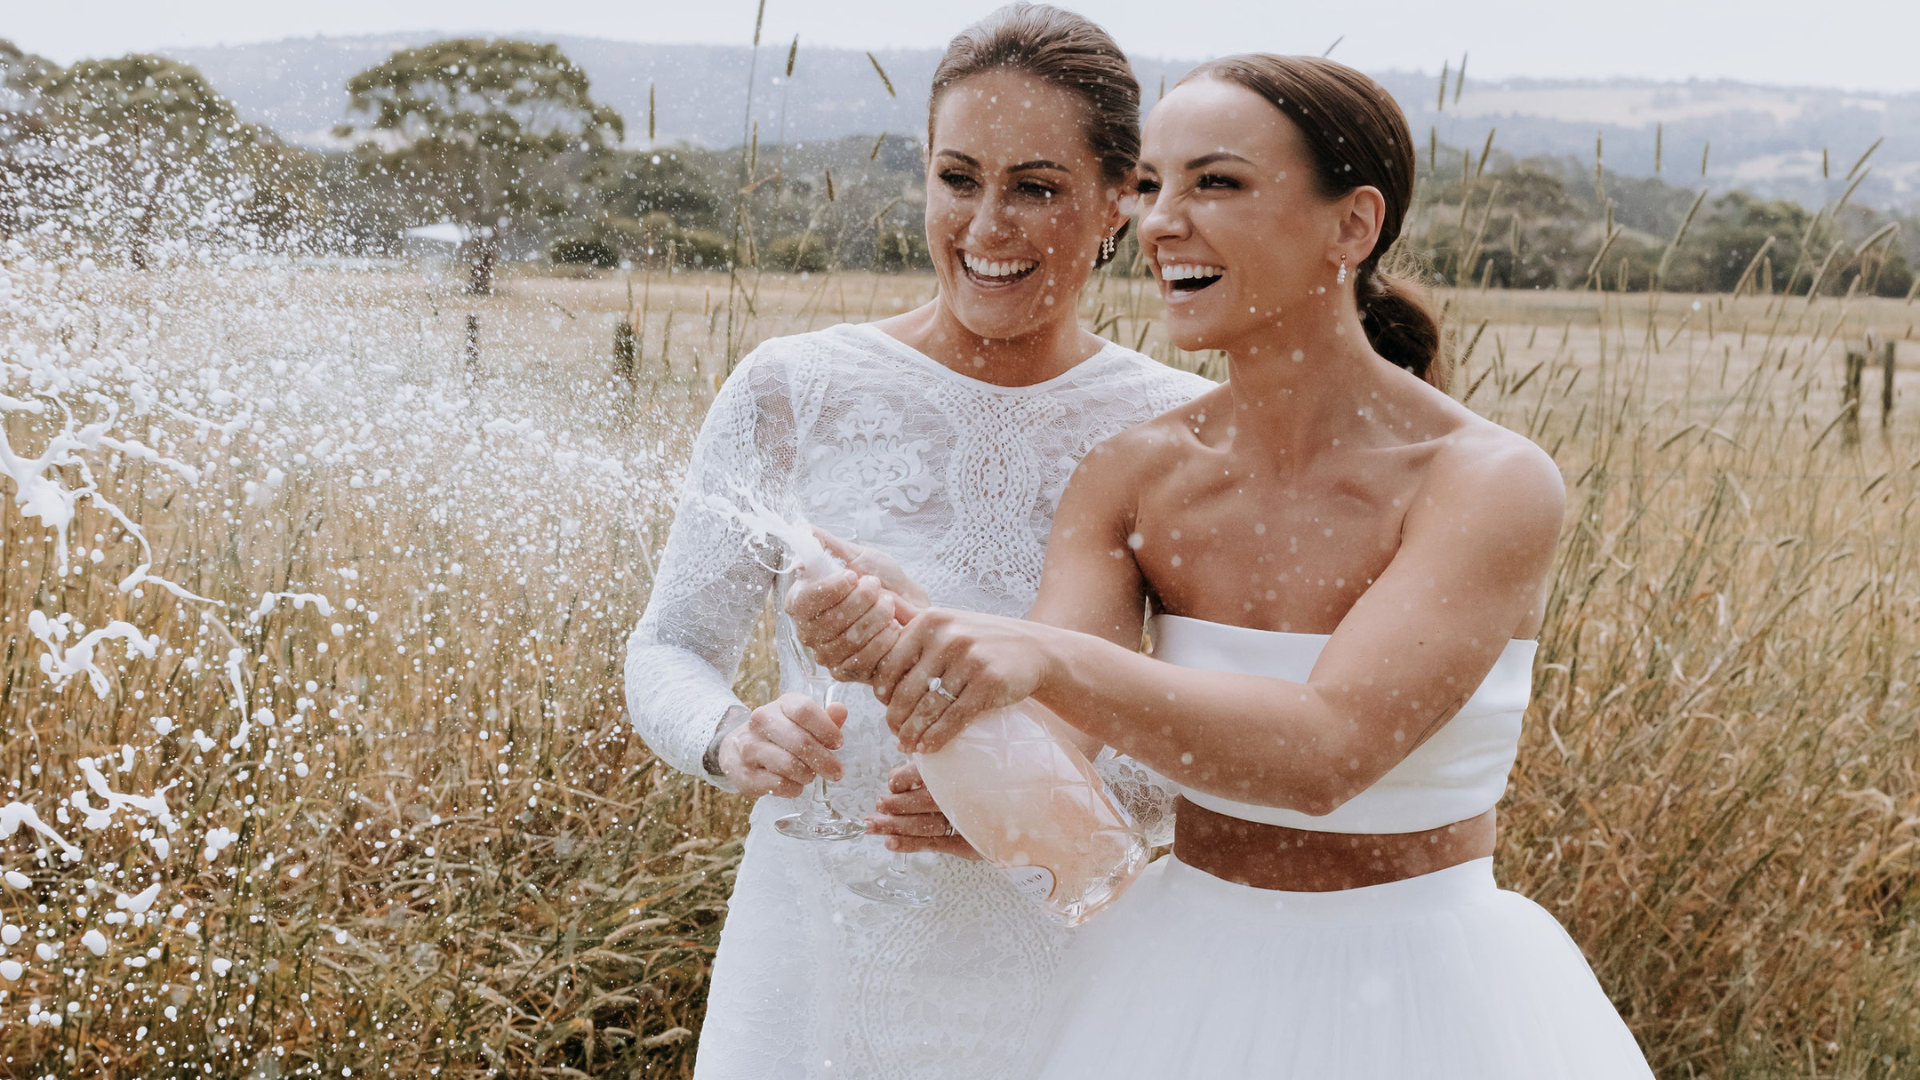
[627,323,1207,830]
[625,323,1210,1079]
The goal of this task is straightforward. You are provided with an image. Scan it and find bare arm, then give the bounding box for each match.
[874,433,1564,816]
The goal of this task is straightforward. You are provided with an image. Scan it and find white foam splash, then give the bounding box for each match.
[247,591,336,623]
[72,757,179,834]
[114,883,162,914]
[701,483,838,581]
[26,611,161,697]
[0,801,77,857]
[203,826,239,862]
[0,400,201,584]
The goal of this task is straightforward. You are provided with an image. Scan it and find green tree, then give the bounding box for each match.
[1679,192,1810,293]
[0,41,60,241]
[336,39,624,294]
[603,148,720,230]
[0,39,57,99]
[29,54,312,266]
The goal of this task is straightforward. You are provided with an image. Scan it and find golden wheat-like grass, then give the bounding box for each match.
[1,259,1917,1078]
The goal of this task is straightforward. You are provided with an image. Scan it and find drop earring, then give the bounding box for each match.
[1336,255,1347,285]
[1099,232,1117,263]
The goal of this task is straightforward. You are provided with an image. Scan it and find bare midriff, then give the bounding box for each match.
[1172,797,1496,892]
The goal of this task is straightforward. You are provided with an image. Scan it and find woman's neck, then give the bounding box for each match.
[1218,304,1399,465]
[878,296,1096,388]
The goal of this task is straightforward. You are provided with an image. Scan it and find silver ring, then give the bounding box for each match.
[928,676,958,704]
[943,820,956,837]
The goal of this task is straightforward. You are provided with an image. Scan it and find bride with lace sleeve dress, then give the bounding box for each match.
[623,10,1209,1078]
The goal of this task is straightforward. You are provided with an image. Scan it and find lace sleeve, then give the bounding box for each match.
[625,351,801,788]
[1093,749,1179,848]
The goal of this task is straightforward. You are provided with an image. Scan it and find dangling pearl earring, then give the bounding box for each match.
[1099,232,1117,263]
[1336,255,1347,285]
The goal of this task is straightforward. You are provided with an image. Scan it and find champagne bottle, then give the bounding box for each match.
[916,700,1147,926]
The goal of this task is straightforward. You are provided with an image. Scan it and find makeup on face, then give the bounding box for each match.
[924,71,1114,340]
[1134,81,1334,350]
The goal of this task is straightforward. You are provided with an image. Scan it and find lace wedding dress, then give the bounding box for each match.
[626,322,1211,1079]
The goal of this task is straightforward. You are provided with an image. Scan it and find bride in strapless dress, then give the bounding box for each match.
[849,55,1657,1078]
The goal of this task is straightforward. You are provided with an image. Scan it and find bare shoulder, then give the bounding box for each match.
[1411,415,1566,549]
[1076,382,1227,483]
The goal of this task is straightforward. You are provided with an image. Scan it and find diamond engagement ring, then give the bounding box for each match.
[928,676,959,703]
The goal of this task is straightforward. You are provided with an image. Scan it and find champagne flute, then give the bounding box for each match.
[847,669,937,906]
[773,585,866,842]
[846,844,937,907]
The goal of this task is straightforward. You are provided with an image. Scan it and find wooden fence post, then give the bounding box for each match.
[464,314,480,373]
[1882,339,1897,427]
[1842,347,1864,446]
[613,316,638,389]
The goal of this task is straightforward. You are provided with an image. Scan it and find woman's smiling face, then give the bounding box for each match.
[925,68,1125,343]
[1135,77,1345,353]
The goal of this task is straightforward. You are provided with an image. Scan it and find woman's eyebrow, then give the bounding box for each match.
[932,150,1068,173]
[1184,151,1253,170]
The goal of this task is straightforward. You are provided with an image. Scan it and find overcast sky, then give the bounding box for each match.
[11,0,1920,93]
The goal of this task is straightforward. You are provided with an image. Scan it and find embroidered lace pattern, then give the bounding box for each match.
[626,323,1210,1079]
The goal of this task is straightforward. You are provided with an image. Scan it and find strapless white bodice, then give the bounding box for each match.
[1148,613,1539,834]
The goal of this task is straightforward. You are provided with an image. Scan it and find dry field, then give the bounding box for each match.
[1,257,1918,1079]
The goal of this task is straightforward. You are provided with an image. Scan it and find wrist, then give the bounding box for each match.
[703,705,750,782]
[1030,626,1104,732]
[1030,623,1080,700]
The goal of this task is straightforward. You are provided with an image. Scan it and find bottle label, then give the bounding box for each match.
[1002,865,1056,902]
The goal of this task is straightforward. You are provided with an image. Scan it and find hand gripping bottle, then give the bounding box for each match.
[915,700,1147,925]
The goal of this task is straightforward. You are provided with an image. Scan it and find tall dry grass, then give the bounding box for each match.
[1471,290,1920,1079]
[0,251,1916,1079]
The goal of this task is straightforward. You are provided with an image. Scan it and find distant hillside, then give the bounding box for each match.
[173,35,1920,210]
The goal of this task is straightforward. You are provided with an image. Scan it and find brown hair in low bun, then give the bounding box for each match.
[1180,55,1446,387]
[929,3,1140,267]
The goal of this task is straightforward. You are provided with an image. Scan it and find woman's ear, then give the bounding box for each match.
[1106,172,1137,233]
[1338,186,1386,259]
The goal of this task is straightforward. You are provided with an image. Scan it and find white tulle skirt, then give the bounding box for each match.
[1031,856,1655,1080]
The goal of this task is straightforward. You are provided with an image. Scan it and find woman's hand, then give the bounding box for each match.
[864,761,979,859]
[818,530,929,608]
[784,531,927,682]
[872,608,1056,753]
[716,692,848,798]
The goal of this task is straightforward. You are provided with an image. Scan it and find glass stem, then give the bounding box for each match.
[805,675,839,810]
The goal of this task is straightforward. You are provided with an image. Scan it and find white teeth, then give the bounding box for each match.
[1159,263,1226,282]
[962,252,1037,279]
